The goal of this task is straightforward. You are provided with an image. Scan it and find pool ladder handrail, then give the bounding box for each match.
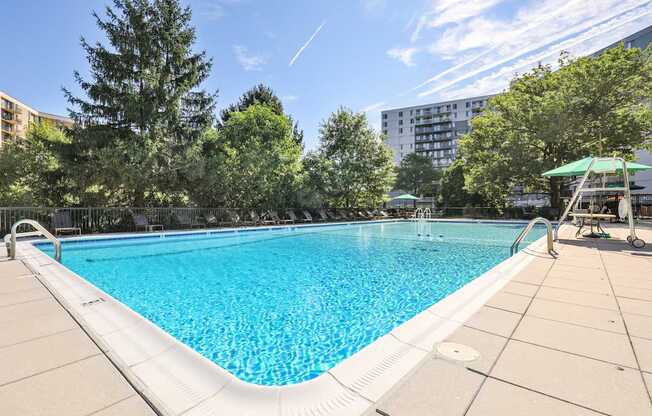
[510,217,555,257]
[5,219,61,262]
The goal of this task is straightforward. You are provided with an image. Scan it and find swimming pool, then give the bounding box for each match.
[36,220,544,386]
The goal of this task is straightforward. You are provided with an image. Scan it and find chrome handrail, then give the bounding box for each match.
[7,219,61,262]
[511,217,555,256]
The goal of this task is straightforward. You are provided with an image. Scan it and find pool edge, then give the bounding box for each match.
[15,220,548,416]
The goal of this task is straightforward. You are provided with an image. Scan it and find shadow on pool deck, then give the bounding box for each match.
[367,223,652,416]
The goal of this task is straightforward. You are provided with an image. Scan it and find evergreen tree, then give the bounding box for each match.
[220,83,304,146]
[64,0,216,205]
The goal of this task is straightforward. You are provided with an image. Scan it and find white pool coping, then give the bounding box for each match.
[15,220,547,416]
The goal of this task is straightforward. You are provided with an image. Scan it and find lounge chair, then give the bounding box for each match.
[203,213,219,227]
[302,210,314,222]
[358,210,371,220]
[270,210,292,224]
[250,211,275,226]
[218,210,241,227]
[326,210,340,221]
[52,211,81,236]
[175,211,205,228]
[286,210,302,223]
[132,213,164,232]
[317,209,329,221]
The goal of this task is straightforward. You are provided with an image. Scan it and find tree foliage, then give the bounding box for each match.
[305,108,396,207]
[219,83,304,147]
[188,105,302,208]
[460,45,652,208]
[395,153,442,197]
[64,0,216,206]
[0,122,73,206]
[437,160,486,207]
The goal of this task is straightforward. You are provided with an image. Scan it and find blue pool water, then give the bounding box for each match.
[37,221,544,386]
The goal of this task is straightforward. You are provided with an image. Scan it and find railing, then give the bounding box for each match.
[510,217,555,256]
[6,219,61,262]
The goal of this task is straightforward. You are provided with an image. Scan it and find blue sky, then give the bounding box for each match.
[2,0,652,150]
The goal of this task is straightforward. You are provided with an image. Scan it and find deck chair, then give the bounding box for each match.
[286,210,300,223]
[302,210,314,222]
[52,211,81,236]
[132,213,163,232]
[250,211,275,226]
[317,209,329,221]
[175,211,205,228]
[270,210,292,224]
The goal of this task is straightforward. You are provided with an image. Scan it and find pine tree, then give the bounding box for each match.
[64,0,216,205]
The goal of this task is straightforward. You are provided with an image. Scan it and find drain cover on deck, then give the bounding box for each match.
[436,342,480,362]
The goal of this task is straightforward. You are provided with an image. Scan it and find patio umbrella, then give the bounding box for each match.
[542,157,652,177]
[390,193,420,209]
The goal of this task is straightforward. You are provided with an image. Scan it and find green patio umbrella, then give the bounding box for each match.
[390,193,420,200]
[390,193,420,209]
[542,157,652,177]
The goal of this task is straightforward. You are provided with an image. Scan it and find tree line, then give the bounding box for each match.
[0,0,396,209]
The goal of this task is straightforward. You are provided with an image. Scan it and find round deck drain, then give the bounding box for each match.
[436,342,480,362]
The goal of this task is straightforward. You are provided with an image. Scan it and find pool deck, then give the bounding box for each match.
[1,222,652,415]
[0,245,156,416]
[367,223,652,416]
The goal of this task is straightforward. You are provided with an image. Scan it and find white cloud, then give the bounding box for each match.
[289,21,326,67]
[233,45,267,71]
[387,47,419,66]
[411,0,652,98]
[361,101,387,113]
[282,95,299,102]
[201,0,243,21]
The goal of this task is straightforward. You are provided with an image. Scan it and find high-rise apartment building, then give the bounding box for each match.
[0,91,73,146]
[381,95,493,167]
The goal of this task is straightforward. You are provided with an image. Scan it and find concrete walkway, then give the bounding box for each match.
[0,246,156,416]
[368,223,652,416]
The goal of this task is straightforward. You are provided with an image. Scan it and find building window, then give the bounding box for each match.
[383,114,388,119]
[383,122,387,127]
[400,144,403,150]
[416,109,421,115]
[466,102,470,108]
[409,127,413,132]
[409,110,413,115]
[399,128,403,134]
[398,120,403,125]
[410,118,414,124]
[383,130,387,135]
[453,103,457,109]
[398,111,403,117]
[466,111,469,117]
[410,143,413,149]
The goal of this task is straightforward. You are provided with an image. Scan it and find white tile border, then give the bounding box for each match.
[15,220,548,416]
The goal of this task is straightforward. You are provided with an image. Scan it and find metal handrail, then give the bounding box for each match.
[7,219,61,262]
[511,217,555,256]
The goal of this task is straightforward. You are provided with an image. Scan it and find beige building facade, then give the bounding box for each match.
[0,91,73,146]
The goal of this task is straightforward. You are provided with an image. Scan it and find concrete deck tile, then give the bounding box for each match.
[0,286,51,307]
[527,298,626,333]
[512,316,637,368]
[613,285,652,302]
[542,277,612,295]
[644,372,652,400]
[90,395,156,416]
[0,260,33,278]
[0,274,41,294]
[512,272,547,286]
[618,297,652,317]
[631,336,652,373]
[466,378,601,416]
[0,298,66,324]
[623,313,652,340]
[0,355,135,416]
[444,326,507,374]
[374,358,484,416]
[463,305,521,338]
[611,276,652,290]
[0,328,100,386]
[0,309,76,348]
[491,340,652,416]
[546,267,607,282]
[502,281,539,297]
[536,286,619,310]
[485,292,531,314]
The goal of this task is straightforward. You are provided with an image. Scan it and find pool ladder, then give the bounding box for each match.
[5,219,62,262]
[510,217,555,257]
[415,208,431,237]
